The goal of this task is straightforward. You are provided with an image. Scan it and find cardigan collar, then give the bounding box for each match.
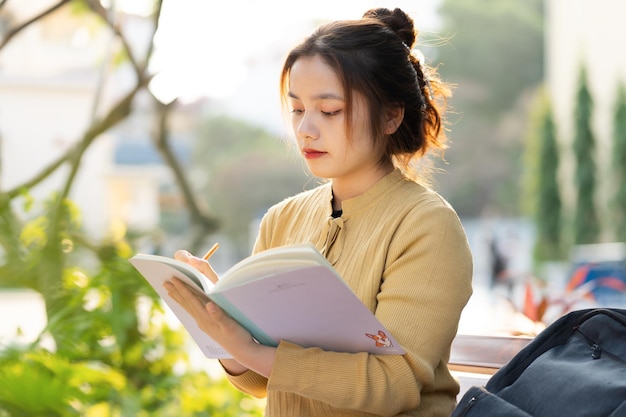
[323,169,408,218]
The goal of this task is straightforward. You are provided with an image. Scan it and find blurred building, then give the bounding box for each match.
[0,2,197,241]
[0,2,112,237]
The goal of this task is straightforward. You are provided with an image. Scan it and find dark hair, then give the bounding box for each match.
[279,7,451,180]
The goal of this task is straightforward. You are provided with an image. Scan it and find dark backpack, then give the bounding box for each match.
[451,308,626,417]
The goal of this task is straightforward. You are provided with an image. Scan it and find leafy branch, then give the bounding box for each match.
[0,0,72,51]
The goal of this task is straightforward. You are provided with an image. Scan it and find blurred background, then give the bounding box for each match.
[1,0,625,415]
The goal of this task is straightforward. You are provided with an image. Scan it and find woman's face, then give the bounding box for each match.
[287,55,386,183]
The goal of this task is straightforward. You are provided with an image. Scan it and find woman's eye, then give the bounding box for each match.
[322,110,342,116]
[291,108,304,114]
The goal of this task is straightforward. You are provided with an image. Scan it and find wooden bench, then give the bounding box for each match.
[449,334,533,399]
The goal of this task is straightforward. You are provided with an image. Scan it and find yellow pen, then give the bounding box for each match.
[202,242,220,260]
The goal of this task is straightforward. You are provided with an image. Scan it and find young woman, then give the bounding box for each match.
[165,7,473,416]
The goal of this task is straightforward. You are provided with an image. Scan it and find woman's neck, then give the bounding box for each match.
[331,164,393,210]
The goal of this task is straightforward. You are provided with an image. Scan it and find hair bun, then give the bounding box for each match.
[362,8,417,49]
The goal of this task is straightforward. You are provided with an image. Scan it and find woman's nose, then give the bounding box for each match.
[296,114,319,140]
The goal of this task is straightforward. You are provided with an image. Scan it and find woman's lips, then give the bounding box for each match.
[302,148,326,159]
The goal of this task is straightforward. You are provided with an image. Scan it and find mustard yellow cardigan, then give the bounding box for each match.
[226,169,473,417]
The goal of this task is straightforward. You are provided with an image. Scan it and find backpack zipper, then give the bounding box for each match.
[574,330,602,359]
[457,395,478,417]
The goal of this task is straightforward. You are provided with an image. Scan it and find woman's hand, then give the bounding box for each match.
[174,249,220,284]
[163,251,276,377]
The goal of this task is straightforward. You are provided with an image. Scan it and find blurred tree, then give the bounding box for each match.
[523,88,562,262]
[0,0,219,307]
[0,2,262,415]
[611,83,626,241]
[1,0,218,255]
[0,195,264,416]
[431,0,544,216]
[572,65,600,244]
[193,116,310,258]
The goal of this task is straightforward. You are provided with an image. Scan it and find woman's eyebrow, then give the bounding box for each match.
[288,91,344,101]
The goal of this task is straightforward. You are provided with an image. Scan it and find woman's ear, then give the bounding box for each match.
[383,105,405,134]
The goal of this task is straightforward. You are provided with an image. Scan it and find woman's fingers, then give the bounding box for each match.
[173,249,193,261]
[165,278,242,340]
[174,250,220,284]
[165,277,208,314]
[163,277,261,372]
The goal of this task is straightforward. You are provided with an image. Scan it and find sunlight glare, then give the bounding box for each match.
[150,0,440,103]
